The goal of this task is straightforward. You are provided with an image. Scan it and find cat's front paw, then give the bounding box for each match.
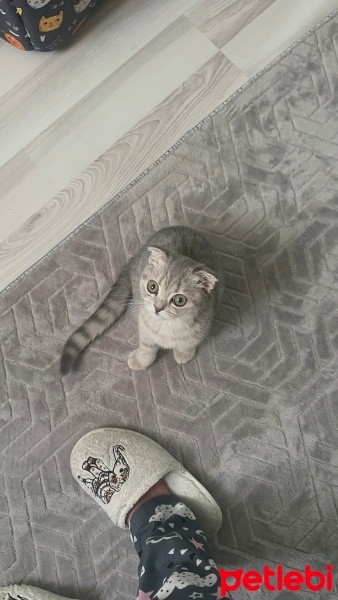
[173,347,196,365]
[128,349,153,370]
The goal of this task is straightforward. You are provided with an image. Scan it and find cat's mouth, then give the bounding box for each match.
[156,313,166,319]
[144,303,170,319]
[149,306,168,319]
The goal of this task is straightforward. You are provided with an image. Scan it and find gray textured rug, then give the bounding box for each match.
[1,12,338,600]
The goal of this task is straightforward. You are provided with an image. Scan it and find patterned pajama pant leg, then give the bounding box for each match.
[129,494,228,600]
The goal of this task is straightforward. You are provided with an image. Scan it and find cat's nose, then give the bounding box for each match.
[155,307,163,314]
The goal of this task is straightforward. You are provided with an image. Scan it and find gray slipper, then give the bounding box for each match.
[0,585,75,600]
[70,428,222,538]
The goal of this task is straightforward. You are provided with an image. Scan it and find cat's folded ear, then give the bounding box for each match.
[148,247,167,266]
[193,268,218,293]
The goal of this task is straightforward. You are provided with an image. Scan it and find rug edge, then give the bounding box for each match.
[2,8,338,299]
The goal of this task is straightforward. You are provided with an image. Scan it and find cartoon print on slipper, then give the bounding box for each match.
[78,445,130,504]
[149,502,196,524]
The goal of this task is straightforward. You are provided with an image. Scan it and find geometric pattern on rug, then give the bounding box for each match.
[1,14,338,600]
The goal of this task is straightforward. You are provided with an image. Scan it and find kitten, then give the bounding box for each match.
[60,226,220,374]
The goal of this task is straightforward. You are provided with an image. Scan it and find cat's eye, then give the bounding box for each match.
[172,294,187,307]
[147,280,159,294]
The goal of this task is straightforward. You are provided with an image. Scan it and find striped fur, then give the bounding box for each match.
[60,268,131,375]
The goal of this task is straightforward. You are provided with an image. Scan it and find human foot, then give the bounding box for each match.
[126,479,170,526]
[70,427,222,537]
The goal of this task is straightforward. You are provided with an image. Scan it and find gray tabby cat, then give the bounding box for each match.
[60,226,220,375]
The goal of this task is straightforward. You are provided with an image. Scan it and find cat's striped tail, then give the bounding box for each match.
[60,268,131,376]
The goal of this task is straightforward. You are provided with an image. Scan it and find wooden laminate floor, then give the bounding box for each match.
[0,0,336,291]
